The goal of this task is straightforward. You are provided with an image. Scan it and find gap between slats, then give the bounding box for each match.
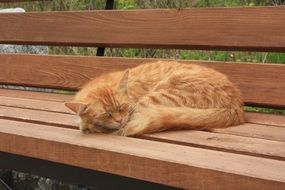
[1,54,285,108]
[0,105,77,129]
[143,131,285,161]
[0,88,72,102]
[0,96,284,142]
[0,105,285,161]
[0,96,72,114]
[1,95,285,128]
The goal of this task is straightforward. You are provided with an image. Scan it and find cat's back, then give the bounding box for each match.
[128,61,242,108]
[128,61,229,87]
[75,71,123,103]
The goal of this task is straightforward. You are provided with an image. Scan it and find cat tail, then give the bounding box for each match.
[138,106,245,134]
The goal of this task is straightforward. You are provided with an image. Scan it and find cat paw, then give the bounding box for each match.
[116,118,149,136]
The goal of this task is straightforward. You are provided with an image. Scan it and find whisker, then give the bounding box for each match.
[129,105,137,115]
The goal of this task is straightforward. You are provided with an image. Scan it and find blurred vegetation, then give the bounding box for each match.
[245,106,285,114]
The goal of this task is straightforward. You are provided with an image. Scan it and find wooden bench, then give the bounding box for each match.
[0,6,285,190]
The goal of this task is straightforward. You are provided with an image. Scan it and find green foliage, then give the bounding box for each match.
[117,0,137,9]
[121,48,141,57]
[194,0,276,7]
[266,53,285,64]
[0,0,107,11]
[245,106,285,115]
[107,49,285,64]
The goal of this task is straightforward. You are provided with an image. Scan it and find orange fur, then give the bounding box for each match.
[65,61,245,136]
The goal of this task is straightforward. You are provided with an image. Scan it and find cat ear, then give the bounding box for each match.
[64,102,88,114]
[118,69,129,94]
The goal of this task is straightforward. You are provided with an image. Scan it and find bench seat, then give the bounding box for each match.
[0,88,284,189]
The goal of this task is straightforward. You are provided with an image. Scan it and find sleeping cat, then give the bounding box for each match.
[65,61,245,136]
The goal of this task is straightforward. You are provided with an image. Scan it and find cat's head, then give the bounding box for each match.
[64,70,134,134]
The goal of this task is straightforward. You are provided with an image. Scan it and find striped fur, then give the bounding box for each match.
[65,61,245,136]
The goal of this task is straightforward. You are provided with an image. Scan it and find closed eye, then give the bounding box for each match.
[119,104,128,112]
[105,112,112,117]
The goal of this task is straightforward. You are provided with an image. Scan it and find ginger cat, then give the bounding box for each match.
[65,61,245,136]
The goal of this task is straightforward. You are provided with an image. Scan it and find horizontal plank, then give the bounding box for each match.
[0,105,77,128]
[1,103,283,143]
[2,92,284,126]
[1,89,284,142]
[1,54,285,108]
[145,130,285,161]
[246,112,285,127]
[214,123,285,142]
[0,7,285,51]
[0,89,72,102]
[1,102,285,160]
[1,93,285,127]
[0,96,72,114]
[0,119,285,189]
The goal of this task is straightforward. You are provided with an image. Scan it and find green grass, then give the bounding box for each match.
[245,106,285,115]
[45,48,285,64]
[106,49,285,64]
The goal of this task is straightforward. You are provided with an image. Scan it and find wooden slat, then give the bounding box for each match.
[1,88,284,143]
[246,112,285,127]
[214,123,285,142]
[0,89,72,102]
[0,96,72,114]
[0,101,285,154]
[144,131,285,161]
[0,105,77,128]
[1,99,284,145]
[0,119,285,189]
[1,54,285,108]
[1,101,285,160]
[1,95,285,129]
[0,7,285,51]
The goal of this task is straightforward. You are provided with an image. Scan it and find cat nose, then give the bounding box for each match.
[113,115,122,124]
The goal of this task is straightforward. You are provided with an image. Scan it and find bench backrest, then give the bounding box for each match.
[0,7,285,108]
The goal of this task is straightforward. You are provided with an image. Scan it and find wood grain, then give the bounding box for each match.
[0,89,72,102]
[0,96,72,114]
[1,54,285,108]
[246,112,285,127]
[0,7,285,51]
[1,94,285,128]
[0,119,285,189]
[1,99,285,160]
[214,123,285,142]
[2,101,283,142]
[144,131,285,161]
[0,105,77,128]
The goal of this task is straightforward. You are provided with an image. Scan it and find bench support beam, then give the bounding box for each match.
[0,152,175,190]
[96,0,115,56]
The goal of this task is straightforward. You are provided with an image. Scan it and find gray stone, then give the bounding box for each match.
[0,170,95,190]
[0,44,49,54]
